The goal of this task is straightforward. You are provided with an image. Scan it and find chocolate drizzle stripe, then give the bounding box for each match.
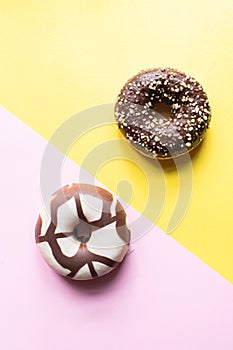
[88,261,98,278]
[75,194,88,222]
[90,215,117,231]
[38,231,73,242]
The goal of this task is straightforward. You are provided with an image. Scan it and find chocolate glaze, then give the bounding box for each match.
[35,184,130,279]
[115,68,211,159]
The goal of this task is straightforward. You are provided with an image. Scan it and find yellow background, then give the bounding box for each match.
[0,1,232,282]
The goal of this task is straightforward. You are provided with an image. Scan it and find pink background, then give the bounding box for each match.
[0,106,233,350]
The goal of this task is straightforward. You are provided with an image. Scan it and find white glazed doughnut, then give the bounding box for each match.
[35,184,130,280]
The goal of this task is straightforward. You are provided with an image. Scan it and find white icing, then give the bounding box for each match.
[88,222,127,249]
[39,207,51,236]
[79,194,103,222]
[87,242,128,263]
[72,263,92,280]
[57,237,80,257]
[38,241,71,276]
[55,197,79,233]
[110,197,117,217]
[92,262,114,277]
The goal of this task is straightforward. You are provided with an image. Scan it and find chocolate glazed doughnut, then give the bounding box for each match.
[114,68,211,159]
[35,184,130,280]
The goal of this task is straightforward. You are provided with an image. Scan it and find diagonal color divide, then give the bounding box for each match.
[39,104,193,240]
[0,106,233,350]
[0,0,232,291]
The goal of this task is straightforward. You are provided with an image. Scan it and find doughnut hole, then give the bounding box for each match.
[154,102,173,121]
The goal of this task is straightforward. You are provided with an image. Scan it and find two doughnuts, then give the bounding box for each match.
[36,68,211,280]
